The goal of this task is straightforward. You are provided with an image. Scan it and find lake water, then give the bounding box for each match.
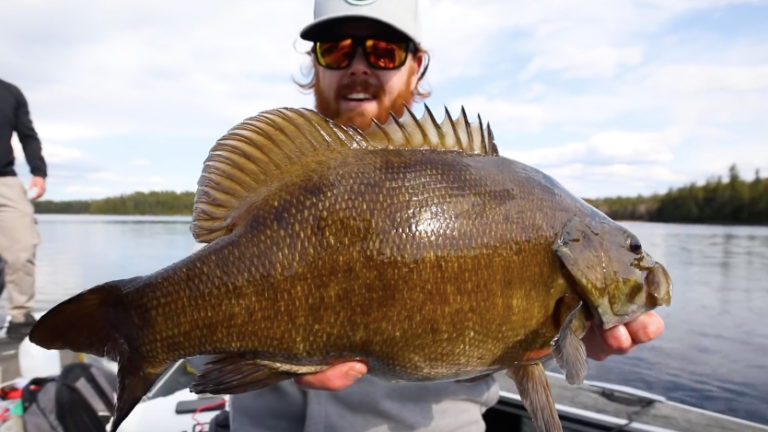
[21,214,768,426]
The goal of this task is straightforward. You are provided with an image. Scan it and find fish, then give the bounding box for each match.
[30,106,672,432]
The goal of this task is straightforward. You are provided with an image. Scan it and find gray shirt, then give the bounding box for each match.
[229,375,499,432]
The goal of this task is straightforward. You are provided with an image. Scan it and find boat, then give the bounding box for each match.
[128,360,768,432]
[3,333,767,431]
[489,371,768,432]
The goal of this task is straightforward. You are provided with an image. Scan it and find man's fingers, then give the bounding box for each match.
[600,323,634,354]
[294,362,367,391]
[29,176,46,200]
[585,311,666,361]
[624,311,665,344]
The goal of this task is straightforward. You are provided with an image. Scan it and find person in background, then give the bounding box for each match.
[228,0,666,430]
[0,256,5,301]
[0,78,47,341]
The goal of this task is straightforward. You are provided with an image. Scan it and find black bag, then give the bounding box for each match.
[20,376,62,432]
[22,362,117,432]
[208,409,230,432]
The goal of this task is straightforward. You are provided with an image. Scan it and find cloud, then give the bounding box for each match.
[11,139,83,167]
[644,64,768,94]
[444,97,545,133]
[86,172,165,184]
[3,0,767,200]
[425,0,765,85]
[36,122,114,142]
[545,163,689,199]
[519,46,645,80]
[63,185,109,195]
[506,130,677,167]
[2,0,314,140]
[42,144,84,164]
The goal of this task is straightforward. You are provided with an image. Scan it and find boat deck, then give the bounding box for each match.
[494,371,768,432]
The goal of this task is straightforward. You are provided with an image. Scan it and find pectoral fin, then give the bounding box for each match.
[552,302,588,385]
[507,362,563,432]
[191,355,328,394]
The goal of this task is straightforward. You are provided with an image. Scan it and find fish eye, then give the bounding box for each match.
[628,235,642,254]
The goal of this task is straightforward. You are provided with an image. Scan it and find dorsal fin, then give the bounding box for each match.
[364,105,498,156]
[191,105,496,243]
[191,108,368,242]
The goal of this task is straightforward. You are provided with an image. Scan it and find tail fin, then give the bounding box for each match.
[30,277,142,358]
[30,276,167,432]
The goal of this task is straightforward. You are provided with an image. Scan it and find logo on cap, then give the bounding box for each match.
[345,0,377,5]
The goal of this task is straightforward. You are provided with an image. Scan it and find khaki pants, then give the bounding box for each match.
[0,177,39,322]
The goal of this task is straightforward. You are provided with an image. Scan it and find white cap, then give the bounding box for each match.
[301,0,421,44]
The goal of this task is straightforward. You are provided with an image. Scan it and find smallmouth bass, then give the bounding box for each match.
[31,106,671,432]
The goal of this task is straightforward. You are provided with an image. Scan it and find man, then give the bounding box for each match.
[0,78,46,341]
[229,0,665,430]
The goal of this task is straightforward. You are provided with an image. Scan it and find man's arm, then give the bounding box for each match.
[14,86,47,196]
[296,311,665,391]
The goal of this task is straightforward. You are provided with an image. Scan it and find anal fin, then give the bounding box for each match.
[190,354,329,395]
[508,362,563,432]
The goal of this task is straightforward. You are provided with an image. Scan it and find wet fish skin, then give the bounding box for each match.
[133,150,575,375]
[29,107,671,432]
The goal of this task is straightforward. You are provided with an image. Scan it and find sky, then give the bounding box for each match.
[1,0,767,201]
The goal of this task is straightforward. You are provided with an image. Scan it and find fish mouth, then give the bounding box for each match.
[644,262,672,307]
[600,261,672,329]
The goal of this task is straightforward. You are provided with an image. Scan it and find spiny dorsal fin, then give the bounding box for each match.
[364,105,498,156]
[191,105,496,243]
[191,108,368,243]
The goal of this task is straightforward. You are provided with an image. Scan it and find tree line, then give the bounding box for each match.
[34,165,767,224]
[34,191,196,216]
[588,165,768,225]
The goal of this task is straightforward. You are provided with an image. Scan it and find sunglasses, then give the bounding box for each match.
[313,38,415,70]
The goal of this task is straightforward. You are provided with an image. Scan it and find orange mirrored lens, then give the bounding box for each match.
[315,39,355,69]
[364,40,408,69]
[314,39,410,70]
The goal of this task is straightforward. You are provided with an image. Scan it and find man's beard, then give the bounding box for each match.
[314,72,415,131]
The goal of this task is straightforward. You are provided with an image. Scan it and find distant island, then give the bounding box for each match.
[34,191,195,216]
[34,165,767,225]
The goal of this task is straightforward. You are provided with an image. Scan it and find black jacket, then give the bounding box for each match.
[0,78,47,178]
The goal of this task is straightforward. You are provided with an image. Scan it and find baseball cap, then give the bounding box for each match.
[300,0,421,44]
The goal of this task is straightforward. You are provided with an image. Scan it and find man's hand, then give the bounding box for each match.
[294,361,368,391]
[29,176,46,200]
[582,311,665,361]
